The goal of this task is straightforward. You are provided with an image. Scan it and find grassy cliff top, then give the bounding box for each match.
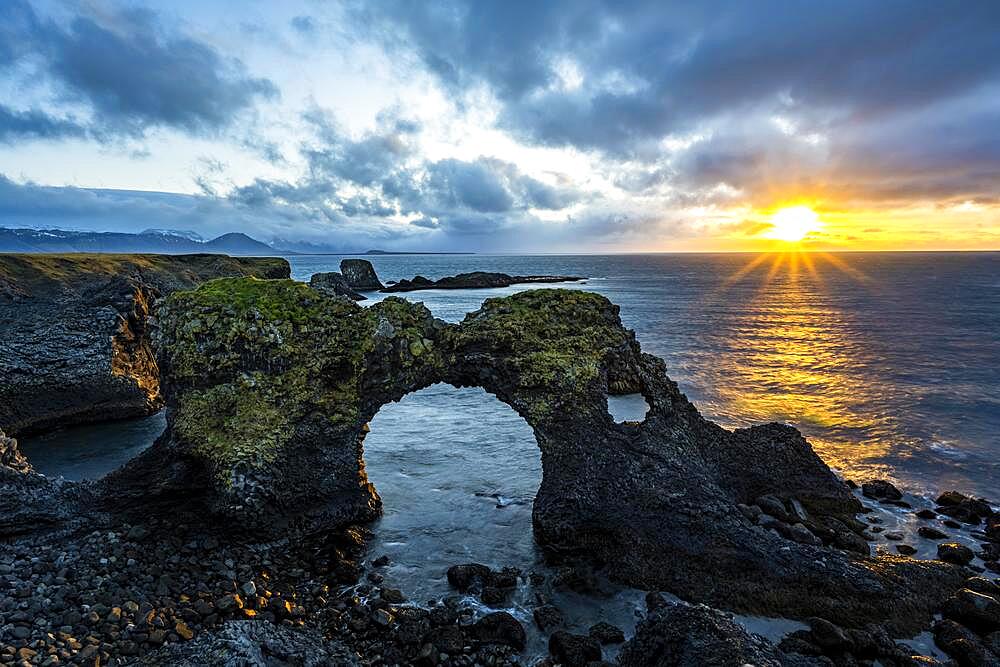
[0,253,290,293]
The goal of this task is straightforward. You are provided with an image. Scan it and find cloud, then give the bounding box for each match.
[290,16,317,36]
[359,2,1000,153]
[0,106,86,143]
[0,0,278,138]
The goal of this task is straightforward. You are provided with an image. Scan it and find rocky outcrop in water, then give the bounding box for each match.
[340,259,384,291]
[0,253,289,436]
[102,279,966,633]
[309,271,366,300]
[381,271,584,293]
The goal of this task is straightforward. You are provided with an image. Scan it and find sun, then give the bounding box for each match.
[766,206,823,242]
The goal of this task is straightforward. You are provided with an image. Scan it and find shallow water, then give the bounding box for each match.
[17,251,1000,659]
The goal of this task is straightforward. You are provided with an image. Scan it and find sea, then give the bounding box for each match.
[19,251,1000,658]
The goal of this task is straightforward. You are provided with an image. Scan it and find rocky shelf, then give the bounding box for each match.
[0,253,289,437]
[0,273,998,666]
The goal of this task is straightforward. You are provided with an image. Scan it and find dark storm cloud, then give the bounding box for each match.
[353,0,1000,212]
[0,0,277,138]
[358,1,1000,153]
[0,106,86,143]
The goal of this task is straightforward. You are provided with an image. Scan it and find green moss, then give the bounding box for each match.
[446,289,629,420]
[160,278,395,483]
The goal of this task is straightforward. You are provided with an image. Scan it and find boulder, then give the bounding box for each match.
[618,603,820,666]
[340,259,384,290]
[549,631,601,666]
[938,542,975,566]
[533,605,565,632]
[470,612,526,651]
[942,589,1000,633]
[861,480,903,501]
[308,272,366,300]
[588,621,625,645]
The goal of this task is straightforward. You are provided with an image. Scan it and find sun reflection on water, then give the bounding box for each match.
[703,252,903,482]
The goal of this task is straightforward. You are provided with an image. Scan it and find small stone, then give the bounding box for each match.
[937,491,969,507]
[380,588,405,603]
[918,526,949,540]
[174,621,194,641]
[240,581,257,597]
[883,531,904,541]
[588,621,625,645]
[896,544,918,556]
[938,543,975,566]
[861,480,903,501]
[372,609,394,627]
[533,605,565,632]
[916,509,938,519]
[372,555,390,567]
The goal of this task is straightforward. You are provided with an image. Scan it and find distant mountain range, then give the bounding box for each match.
[0,227,475,256]
[0,228,286,256]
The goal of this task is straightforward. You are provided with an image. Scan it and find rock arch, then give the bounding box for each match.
[104,278,963,632]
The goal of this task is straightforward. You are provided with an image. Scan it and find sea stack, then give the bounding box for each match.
[340,259,384,291]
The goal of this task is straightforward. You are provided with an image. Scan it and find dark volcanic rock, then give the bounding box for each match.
[381,270,583,293]
[469,611,526,650]
[934,619,1000,666]
[588,621,625,644]
[862,479,903,501]
[340,259,384,290]
[108,283,966,632]
[618,603,821,666]
[309,271,366,300]
[942,589,1000,633]
[134,620,357,666]
[938,542,975,566]
[549,630,602,666]
[0,253,289,436]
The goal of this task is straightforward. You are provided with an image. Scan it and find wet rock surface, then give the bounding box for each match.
[0,254,289,437]
[381,271,584,293]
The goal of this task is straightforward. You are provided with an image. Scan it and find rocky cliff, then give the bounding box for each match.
[103,279,964,632]
[0,254,289,436]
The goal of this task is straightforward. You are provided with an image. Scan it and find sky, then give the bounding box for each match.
[0,0,998,252]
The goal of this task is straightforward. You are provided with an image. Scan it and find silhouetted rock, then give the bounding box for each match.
[381,270,583,292]
[938,542,975,566]
[619,603,816,666]
[862,480,903,501]
[549,630,601,666]
[470,612,526,650]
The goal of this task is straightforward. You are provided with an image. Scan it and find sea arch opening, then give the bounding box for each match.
[360,382,543,603]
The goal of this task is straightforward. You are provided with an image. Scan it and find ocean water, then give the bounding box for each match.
[19,252,1000,656]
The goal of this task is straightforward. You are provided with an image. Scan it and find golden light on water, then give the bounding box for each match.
[707,249,898,482]
[765,205,823,242]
